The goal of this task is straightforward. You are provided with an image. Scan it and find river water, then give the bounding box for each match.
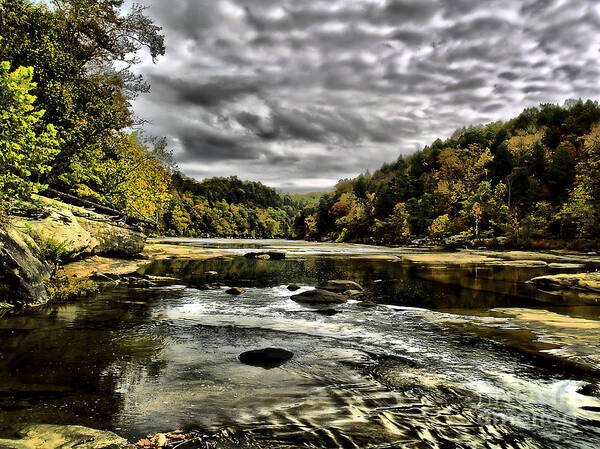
[1,239,600,448]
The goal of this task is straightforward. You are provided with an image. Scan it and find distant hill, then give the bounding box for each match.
[294,100,600,247]
[162,172,303,238]
[290,192,325,205]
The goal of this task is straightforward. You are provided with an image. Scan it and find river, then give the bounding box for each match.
[1,239,600,448]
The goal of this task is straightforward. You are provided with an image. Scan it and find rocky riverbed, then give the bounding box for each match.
[2,234,600,448]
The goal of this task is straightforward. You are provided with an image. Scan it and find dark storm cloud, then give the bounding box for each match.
[131,0,600,192]
[384,0,438,22]
[149,74,261,107]
[175,123,264,161]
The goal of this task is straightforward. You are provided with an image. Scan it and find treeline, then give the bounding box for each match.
[162,173,302,238]
[295,100,600,247]
[0,0,301,238]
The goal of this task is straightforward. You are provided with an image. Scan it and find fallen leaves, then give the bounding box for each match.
[137,430,192,448]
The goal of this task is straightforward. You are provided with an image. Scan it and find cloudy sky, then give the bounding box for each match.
[131,0,600,193]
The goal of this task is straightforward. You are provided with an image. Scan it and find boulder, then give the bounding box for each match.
[358,300,377,308]
[226,287,245,295]
[343,289,363,297]
[443,235,472,248]
[548,263,585,269]
[577,383,600,398]
[239,348,294,369]
[287,284,301,291]
[528,272,600,294]
[320,280,363,292]
[0,227,50,307]
[495,236,509,246]
[291,289,347,304]
[0,423,133,449]
[13,197,145,261]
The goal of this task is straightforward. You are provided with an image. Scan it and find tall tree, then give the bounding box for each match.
[0,62,58,212]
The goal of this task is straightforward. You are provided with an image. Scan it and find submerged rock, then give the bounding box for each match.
[358,300,377,308]
[226,287,246,295]
[315,308,339,316]
[0,227,50,307]
[287,284,301,291]
[291,289,348,304]
[244,251,286,260]
[320,280,364,292]
[239,348,294,369]
[0,423,133,449]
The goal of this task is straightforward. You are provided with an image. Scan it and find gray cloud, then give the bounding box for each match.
[130,0,600,192]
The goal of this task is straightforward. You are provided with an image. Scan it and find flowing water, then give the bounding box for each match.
[1,239,600,448]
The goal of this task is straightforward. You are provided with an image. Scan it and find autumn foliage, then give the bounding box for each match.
[296,101,600,246]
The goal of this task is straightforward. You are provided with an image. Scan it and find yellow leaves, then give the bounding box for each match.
[138,430,192,448]
[507,130,544,161]
[99,133,171,221]
[435,145,493,209]
[305,214,318,235]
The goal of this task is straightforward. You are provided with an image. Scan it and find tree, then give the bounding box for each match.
[0,0,165,195]
[99,133,172,222]
[0,62,58,212]
[435,144,493,215]
[428,214,452,241]
[561,123,600,237]
[372,202,410,243]
[461,181,493,237]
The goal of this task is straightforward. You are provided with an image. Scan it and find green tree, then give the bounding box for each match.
[0,61,58,212]
[0,0,165,196]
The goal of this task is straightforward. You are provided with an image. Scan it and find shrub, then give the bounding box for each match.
[44,273,98,302]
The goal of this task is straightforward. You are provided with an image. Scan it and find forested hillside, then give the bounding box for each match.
[0,0,301,238]
[295,101,600,247]
[162,173,302,238]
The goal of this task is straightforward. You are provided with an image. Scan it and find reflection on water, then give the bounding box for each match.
[1,240,600,448]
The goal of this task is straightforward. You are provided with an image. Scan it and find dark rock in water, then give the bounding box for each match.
[226,287,245,295]
[239,348,294,369]
[291,289,347,304]
[315,309,339,316]
[0,227,50,307]
[244,251,286,260]
[320,280,363,292]
[287,284,301,291]
[578,383,600,398]
[358,300,377,308]
[198,283,219,290]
